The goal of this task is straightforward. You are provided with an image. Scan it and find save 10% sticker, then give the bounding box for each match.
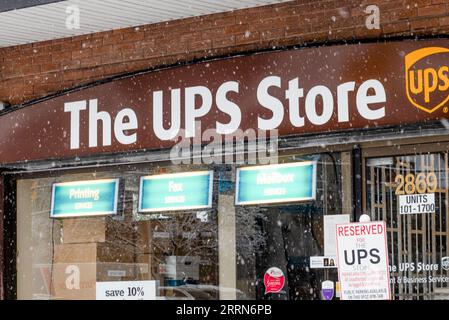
[96,280,156,300]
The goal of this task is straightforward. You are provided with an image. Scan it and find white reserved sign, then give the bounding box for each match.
[96,280,156,300]
[398,193,435,214]
[336,221,391,300]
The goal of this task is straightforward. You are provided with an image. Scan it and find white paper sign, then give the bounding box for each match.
[398,193,435,214]
[310,256,337,269]
[336,221,391,300]
[107,270,126,277]
[324,214,350,256]
[96,280,156,300]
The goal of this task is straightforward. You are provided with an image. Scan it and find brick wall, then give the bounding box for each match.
[1,0,449,105]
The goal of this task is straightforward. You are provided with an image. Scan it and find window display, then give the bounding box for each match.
[14,152,350,300]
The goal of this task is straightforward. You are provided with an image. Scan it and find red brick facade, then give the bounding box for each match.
[0,0,449,106]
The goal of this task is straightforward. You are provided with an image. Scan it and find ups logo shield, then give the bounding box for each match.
[405,47,449,113]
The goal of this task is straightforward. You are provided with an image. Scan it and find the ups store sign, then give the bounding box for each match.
[1,38,449,164]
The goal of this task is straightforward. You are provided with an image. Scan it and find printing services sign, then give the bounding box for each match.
[336,221,391,300]
[138,171,213,212]
[235,161,316,205]
[50,179,119,218]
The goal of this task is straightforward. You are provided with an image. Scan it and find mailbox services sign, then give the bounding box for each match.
[50,179,119,218]
[138,171,213,212]
[235,161,317,205]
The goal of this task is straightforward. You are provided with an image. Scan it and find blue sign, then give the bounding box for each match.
[235,161,316,205]
[50,179,119,218]
[139,171,213,212]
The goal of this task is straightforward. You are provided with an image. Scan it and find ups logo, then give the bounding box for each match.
[405,47,449,113]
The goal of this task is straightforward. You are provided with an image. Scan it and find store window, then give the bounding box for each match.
[16,166,219,300]
[366,152,449,300]
[234,153,350,300]
[14,151,351,300]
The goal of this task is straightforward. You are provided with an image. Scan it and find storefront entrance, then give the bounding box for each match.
[365,145,449,300]
[3,38,449,300]
[7,137,449,300]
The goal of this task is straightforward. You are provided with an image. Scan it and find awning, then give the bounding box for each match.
[0,0,290,47]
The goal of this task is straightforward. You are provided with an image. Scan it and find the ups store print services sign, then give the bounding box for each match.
[1,39,449,164]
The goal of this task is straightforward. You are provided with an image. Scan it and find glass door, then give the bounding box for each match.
[365,152,449,300]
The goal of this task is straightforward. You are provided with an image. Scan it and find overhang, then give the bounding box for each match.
[0,0,290,47]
